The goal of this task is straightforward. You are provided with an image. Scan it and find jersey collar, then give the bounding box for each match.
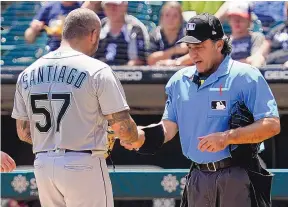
[183,56,233,88]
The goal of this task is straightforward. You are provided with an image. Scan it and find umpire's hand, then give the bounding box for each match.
[198,132,229,153]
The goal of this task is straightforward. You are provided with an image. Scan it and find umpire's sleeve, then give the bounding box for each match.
[241,68,279,121]
[162,82,177,124]
[94,67,130,115]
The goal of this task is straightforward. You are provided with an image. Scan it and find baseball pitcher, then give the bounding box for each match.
[11,8,139,207]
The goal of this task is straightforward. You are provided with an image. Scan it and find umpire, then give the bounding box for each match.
[121,13,280,207]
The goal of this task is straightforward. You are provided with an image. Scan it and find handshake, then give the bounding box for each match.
[105,123,165,158]
[119,126,146,151]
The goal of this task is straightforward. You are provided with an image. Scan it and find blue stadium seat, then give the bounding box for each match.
[2,2,41,16]
[145,1,163,26]
[1,44,48,66]
[1,32,48,49]
[2,24,28,37]
[127,2,163,32]
[1,24,37,47]
[128,2,152,21]
[141,20,157,32]
[263,21,285,35]
[1,2,40,28]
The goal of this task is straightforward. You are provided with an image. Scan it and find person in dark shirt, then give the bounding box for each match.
[147,1,188,66]
[81,1,106,20]
[256,14,288,66]
[25,1,81,51]
[265,21,288,65]
[251,1,288,32]
[94,1,149,66]
[227,2,265,67]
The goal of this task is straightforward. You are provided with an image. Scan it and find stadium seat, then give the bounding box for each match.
[141,20,157,33]
[127,1,163,32]
[143,1,163,26]
[2,1,41,16]
[1,23,48,51]
[1,2,49,66]
[1,44,48,66]
[127,1,163,26]
[2,24,28,39]
[128,2,152,20]
[1,2,40,28]
[263,21,285,35]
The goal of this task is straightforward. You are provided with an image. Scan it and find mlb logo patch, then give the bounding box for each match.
[211,101,226,110]
[187,23,196,31]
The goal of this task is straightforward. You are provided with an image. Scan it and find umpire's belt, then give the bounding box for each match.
[36,149,92,154]
[195,157,232,172]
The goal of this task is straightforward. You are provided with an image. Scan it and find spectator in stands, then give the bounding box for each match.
[216,1,288,29]
[227,2,266,67]
[147,2,188,66]
[81,1,105,20]
[94,1,149,66]
[24,1,81,51]
[256,19,288,66]
[251,1,288,32]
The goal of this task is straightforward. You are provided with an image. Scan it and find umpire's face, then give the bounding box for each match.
[187,39,224,74]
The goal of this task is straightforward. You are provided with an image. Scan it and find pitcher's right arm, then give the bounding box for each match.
[105,110,138,143]
[94,67,138,143]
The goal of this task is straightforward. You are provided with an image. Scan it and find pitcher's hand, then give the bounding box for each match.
[120,128,145,151]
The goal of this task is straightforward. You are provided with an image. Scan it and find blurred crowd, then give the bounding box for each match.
[23,1,288,68]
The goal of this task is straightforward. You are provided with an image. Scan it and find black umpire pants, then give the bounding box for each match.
[187,166,251,207]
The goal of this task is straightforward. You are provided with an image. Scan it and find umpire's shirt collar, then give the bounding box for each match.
[183,55,233,89]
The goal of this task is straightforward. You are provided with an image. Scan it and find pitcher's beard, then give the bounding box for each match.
[90,42,99,57]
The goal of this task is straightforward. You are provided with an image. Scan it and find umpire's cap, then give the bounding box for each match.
[177,13,225,44]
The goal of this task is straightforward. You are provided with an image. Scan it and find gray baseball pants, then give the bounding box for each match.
[33,150,114,207]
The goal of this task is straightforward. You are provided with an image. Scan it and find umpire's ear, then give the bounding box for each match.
[215,39,224,53]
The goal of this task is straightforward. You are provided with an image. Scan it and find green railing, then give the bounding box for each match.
[1,169,288,201]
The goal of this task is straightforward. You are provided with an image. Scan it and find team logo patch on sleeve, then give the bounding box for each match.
[211,101,226,110]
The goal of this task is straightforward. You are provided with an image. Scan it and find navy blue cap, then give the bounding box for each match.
[177,13,225,44]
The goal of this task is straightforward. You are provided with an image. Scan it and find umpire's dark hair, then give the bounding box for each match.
[220,36,232,55]
[62,8,101,40]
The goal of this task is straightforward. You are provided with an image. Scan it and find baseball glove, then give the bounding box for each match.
[104,126,117,159]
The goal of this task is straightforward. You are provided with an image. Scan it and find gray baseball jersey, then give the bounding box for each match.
[12,49,129,154]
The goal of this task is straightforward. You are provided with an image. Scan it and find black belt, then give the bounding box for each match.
[195,157,232,172]
[36,149,92,154]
